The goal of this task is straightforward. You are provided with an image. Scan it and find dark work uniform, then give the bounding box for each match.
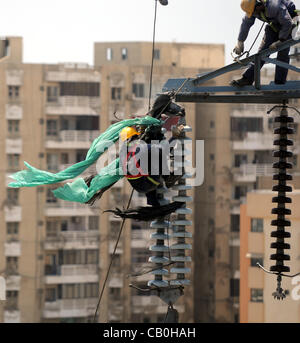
[238,0,297,84]
[120,139,167,207]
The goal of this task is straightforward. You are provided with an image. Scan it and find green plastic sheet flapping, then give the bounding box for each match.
[9,116,160,203]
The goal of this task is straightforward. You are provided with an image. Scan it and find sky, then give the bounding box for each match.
[1,0,300,66]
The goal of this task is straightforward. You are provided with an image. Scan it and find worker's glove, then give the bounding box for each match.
[269,40,281,51]
[233,41,244,55]
[171,124,185,138]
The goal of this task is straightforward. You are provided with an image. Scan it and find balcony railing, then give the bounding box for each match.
[45,201,99,217]
[235,163,274,182]
[4,310,20,323]
[53,96,100,108]
[232,132,274,150]
[46,130,99,149]
[44,230,99,250]
[46,96,100,116]
[43,298,98,318]
[45,264,98,277]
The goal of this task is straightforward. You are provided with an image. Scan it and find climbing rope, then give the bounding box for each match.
[93,189,134,322]
[148,0,158,110]
[231,22,265,64]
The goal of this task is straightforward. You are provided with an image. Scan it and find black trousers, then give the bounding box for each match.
[128,176,163,206]
[243,25,291,84]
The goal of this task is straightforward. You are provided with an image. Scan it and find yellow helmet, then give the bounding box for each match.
[120,127,140,142]
[241,0,256,18]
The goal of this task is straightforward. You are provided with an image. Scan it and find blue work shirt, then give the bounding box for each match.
[238,0,296,42]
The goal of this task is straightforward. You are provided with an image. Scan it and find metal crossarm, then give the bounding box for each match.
[163,38,300,102]
[162,80,300,104]
[262,57,300,73]
[192,38,300,88]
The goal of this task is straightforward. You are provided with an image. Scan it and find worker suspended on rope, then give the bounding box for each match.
[231,0,298,87]
[8,93,185,217]
[104,123,185,221]
[119,123,184,205]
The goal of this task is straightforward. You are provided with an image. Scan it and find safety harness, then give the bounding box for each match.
[259,0,299,33]
[122,142,160,186]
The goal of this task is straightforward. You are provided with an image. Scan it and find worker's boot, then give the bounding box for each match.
[230,77,253,87]
[164,174,183,188]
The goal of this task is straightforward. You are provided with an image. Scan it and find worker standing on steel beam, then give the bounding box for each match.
[231,0,298,87]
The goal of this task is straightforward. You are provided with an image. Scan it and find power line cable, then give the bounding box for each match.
[93,189,134,323]
[148,0,158,110]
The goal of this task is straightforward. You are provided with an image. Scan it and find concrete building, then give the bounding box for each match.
[0,37,103,323]
[93,41,228,323]
[240,190,300,323]
[1,36,298,323]
[0,37,231,323]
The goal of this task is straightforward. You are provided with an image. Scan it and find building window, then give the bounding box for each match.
[250,288,263,302]
[132,248,149,264]
[110,221,121,239]
[230,214,240,232]
[45,288,57,302]
[63,250,83,265]
[7,188,19,206]
[109,287,121,300]
[5,291,18,310]
[154,49,160,60]
[132,83,145,98]
[46,188,57,203]
[121,48,128,60]
[209,153,215,161]
[209,185,215,192]
[107,48,113,61]
[85,283,99,298]
[230,278,240,297]
[6,257,18,275]
[47,86,59,102]
[47,153,59,172]
[59,82,100,97]
[8,86,20,99]
[250,257,263,267]
[61,283,98,299]
[88,216,99,231]
[6,222,19,241]
[234,154,248,168]
[7,154,20,171]
[86,250,98,264]
[234,185,248,200]
[111,253,121,270]
[46,120,58,136]
[210,120,215,129]
[62,250,99,265]
[46,221,59,238]
[231,117,263,133]
[61,153,69,165]
[8,120,19,135]
[251,218,263,232]
[111,87,122,100]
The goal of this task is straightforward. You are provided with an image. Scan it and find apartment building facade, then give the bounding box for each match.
[2,36,297,323]
[240,191,300,322]
[1,37,230,323]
